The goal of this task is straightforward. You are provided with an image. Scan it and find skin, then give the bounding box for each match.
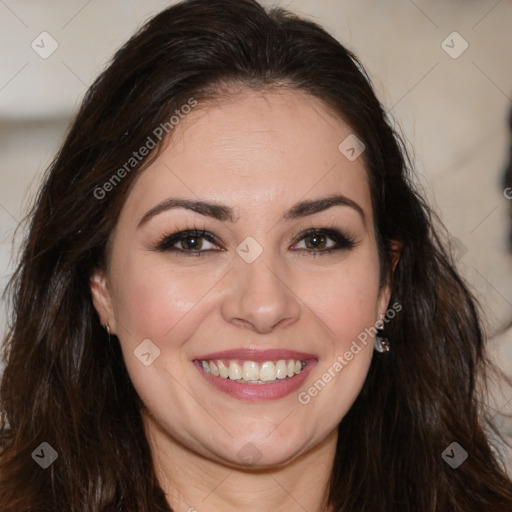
[90,89,394,512]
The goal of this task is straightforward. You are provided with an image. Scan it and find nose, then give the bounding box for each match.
[221,249,301,334]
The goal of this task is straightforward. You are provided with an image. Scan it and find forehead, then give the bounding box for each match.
[122,88,372,226]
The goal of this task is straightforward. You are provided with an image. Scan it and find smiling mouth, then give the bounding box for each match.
[198,358,307,384]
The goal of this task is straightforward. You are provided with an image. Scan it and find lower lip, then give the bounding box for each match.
[194,360,317,401]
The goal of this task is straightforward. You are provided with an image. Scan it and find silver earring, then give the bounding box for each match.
[105,322,111,338]
[374,335,390,353]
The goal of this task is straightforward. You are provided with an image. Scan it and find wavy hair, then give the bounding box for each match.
[1,0,512,510]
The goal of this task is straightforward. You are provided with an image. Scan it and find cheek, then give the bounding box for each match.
[296,254,382,351]
[110,258,215,404]
[111,250,218,341]
[295,258,380,426]
[108,253,229,400]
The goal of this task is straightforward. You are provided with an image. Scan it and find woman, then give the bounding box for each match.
[1,0,511,510]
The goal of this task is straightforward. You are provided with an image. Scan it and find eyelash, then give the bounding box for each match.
[153,225,356,258]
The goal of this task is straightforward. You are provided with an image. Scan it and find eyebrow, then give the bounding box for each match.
[137,194,365,228]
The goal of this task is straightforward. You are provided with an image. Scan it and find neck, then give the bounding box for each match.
[143,412,337,512]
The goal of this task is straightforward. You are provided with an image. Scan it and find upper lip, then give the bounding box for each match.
[194,348,317,362]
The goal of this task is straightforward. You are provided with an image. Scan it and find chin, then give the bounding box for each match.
[209,434,312,470]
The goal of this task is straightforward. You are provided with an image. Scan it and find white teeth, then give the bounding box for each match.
[200,358,307,383]
[218,360,229,378]
[209,361,219,376]
[275,360,288,379]
[243,360,259,381]
[260,361,276,381]
[228,361,243,380]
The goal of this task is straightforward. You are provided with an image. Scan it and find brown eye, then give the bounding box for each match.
[156,229,221,255]
[293,228,356,255]
[179,234,205,250]
[304,232,329,250]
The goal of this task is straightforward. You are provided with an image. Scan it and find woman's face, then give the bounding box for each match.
[91,89,391,468]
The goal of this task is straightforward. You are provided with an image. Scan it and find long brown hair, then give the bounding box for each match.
[1,0,511,510]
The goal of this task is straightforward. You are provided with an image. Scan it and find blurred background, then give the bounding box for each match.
[1,0,512,465]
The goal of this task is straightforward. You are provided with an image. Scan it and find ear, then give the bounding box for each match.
[90,269,117,334]
[377,282,392,323]
[389,240,402,272]
[377,240,403,320]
